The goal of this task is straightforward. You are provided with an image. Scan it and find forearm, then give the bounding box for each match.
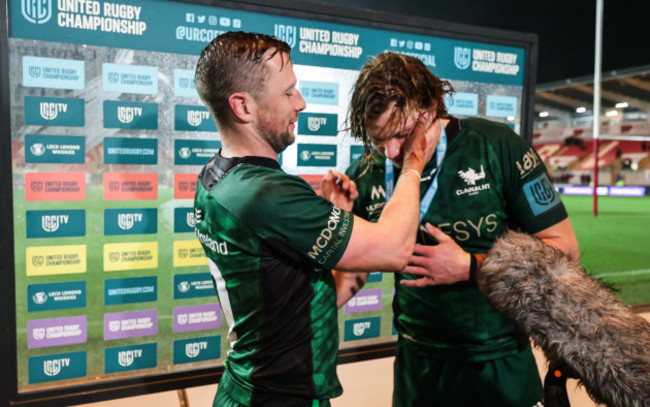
[534,218,580,262]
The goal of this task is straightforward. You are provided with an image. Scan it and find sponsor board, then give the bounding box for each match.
[28,351,86,384]
[23,55,84,90]
[27,281,86,312]
[298,174,324,195]
[174,69,199,98]
[173,273,215,299]
[343,316,381,341]
[26,209,85,238]
[25,172,85,201]
[103,63,158,95]
[173,303,221,333]
[28,315,87,348]
[297,144,337,167]
[345,288,383,313]
[173,240,207,267]
[26,245,86,276]
[24,96,84,127]
[103,100,158,129]
[173,335,220,364]
[103,137,158,165]
[486,95,518,118]
[299,81,339,106]
[446,92,479,116]
[174,207,195,233]
[174,105,217,132]
[103,173,157,200]
[174,173,198,199]
[104,276,157,305]
[297,113,338,136]
[105,343,157,373]
[174,139,221,166]
[25,134,85,164]
[350,145,364,163]
[103,241,158,272]
[104,309,158,340]
[104,208,157,235]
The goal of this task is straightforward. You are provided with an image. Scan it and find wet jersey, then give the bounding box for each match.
[194,153,354,406]
[346,117,568,362]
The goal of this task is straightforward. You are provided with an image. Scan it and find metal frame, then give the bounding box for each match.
[0,0,538,405]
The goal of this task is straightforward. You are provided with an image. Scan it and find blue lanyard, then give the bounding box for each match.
[385,121,447,222]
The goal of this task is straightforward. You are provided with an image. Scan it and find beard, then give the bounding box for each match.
[256,115,295,154]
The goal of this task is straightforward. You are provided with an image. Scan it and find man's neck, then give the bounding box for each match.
[219,129,279,160]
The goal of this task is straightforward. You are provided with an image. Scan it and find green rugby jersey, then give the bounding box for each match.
[194,154,354,406]
[346,117,568,362]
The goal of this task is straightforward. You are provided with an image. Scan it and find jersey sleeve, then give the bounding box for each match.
[488,124,568,234]
[222,167,354,270]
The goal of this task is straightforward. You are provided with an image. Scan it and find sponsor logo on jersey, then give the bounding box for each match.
[307,206,349,263]
[431,213,499,243]
[103,242,158,271]
[371,184,386,200]
[29,352,86,384]
[27,315,87,348]
[28,281,86,312]
[104,309,158,340]
[105,343,157,373]
[173,336,220,364]
[454,47,471,70]
[22,0,53,24]
[344,317,381,341]
[523,173,561,215]
[173,304,221,333]
[104,276,157,305]
[26,245,87,276]
[515,147,542,179]
[456,165,491,196]
[174,240,208,266]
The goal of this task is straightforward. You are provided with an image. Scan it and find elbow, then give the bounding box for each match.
[385,241,414,271]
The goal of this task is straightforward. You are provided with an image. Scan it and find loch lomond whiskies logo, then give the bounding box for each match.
[22,0,52,24]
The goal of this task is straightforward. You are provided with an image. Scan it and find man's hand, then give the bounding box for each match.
[402,116,441,175]
[400,223,472,287]
[322,170,359,212]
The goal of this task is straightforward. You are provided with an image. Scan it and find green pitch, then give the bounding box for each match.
[562,195,650,306]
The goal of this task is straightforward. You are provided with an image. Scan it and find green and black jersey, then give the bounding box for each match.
[347,117,568,362]
[194,153,354,406]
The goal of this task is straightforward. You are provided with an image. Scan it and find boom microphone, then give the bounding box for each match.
[477,231,650,407]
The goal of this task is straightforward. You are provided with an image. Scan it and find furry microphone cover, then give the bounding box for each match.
[477,230,650,407]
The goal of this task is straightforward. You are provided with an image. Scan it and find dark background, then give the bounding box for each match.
[322,0,649,85]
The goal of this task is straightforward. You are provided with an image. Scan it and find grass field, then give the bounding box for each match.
[562,195,650,306]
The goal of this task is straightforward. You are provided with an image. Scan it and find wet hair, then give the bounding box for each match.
[348,52,454,167]
[194,31,291,125]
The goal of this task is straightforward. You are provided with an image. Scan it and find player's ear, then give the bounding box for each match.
[228,92,254,123]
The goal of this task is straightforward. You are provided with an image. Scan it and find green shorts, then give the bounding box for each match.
[393,338,544,407]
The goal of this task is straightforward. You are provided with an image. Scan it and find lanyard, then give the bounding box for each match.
[385,121,447,222]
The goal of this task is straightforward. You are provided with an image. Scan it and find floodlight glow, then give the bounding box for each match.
[576,107,586,113]
[605,110,618,117]
[615,102,629,109]
[507,115,515,121]
[539,111,549,118]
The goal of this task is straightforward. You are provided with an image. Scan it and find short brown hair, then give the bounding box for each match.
[348,52,454,167]
[195,31,291,125]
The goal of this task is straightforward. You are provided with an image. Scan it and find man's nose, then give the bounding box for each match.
[384,138,402,160]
